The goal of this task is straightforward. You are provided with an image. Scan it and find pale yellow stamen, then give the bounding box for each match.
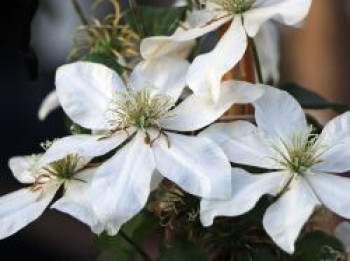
[210,0,255,14]
[107,88,175,130]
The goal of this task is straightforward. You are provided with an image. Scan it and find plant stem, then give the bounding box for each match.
[71,0,89,25]
[119,230,152,261]
[249,37,264,84]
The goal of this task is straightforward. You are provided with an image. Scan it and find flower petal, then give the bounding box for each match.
[38,90,60,121]
[52,168,100,230]
[38,132,130,167]
[263,177,320,254]
[255,22,280,83]
[200,121,278,169]
[187,17,248,102]
[307,173,350,219]
[152,132,231,199]
[140,13,231,59]
[314,112,350,173]
[8,155,37,184]
[91,132,155,236]
[161,81,263,132]
[254,86,307,144]
[56,62,126,130]
[129,57,190,101]
[200,169,289,226]
[244,0,312,37]
[0,184,59,239]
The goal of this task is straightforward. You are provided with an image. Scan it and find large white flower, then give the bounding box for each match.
[38,20,195,121]
[200,86,350,254]
[142,0,311,101]
[0,151,101,239]
[39,60,264,235]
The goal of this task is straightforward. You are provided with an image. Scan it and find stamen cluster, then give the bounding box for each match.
[210,0,255,14]
[41,155,82,181]
[107,88,175,130]
[271,127,326,175]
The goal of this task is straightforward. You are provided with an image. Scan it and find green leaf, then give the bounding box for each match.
[83,53,125,75]
[158,238,209,261]
[125,6,186,38]
[291,231,346,261]
[281,83,350,114]
[95,211,158,261]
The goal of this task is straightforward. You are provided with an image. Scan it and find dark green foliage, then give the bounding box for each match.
[95,211,158,261]
[125,6,187,38]
[281,83,350,114]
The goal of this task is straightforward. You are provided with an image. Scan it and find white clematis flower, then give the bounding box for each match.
[200,86,350,254]
[38,24,195,122]
[142,0,311,101]
[0,151,101,239]
[40,60,264,235]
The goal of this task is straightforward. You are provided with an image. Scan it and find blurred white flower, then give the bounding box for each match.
[0,150,101,239]
[142,0,311,102]
[200,86,350,254]
[336,222,350,260]
[39,59,263,235]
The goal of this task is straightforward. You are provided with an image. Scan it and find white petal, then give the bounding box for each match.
[255,22,280,83]
[38,132,130,167]
[129,57,189,101]
[91,132,155,236]
[52,168,100,229]
[56,62,126,130]
[0,184,59,239]
[152,132,231,199]
[200,121,278,169]
[307,173,350,219]
[38,90,60,121]
[187,17,248,102]
[150,170,164,192]
[314,112,350,173]
[200,169,289,226]
[263,177,320,254]
[141,26,195,60]
[140,13,231,59]
[335,222,350,258]
[254,86,307,144]
[161,81,264,132]
[8,155,37,184]
[244,0,312,37]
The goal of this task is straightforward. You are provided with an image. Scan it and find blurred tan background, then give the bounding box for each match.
[282,0,350,117]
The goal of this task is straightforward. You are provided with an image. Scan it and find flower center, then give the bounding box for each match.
[271,127,326,175]
[31,155,83,192]
[42,155,82,180]
[107,88,175,130]
[209,0,254,14]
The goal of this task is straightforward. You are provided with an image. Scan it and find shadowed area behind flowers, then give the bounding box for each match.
[0,1,99,260]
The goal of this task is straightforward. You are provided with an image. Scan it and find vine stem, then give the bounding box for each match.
[119,230,152,261]
[249,37,264,84]
[71,0,89,25]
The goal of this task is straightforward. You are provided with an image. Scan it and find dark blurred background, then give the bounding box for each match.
[0,0,349,260]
